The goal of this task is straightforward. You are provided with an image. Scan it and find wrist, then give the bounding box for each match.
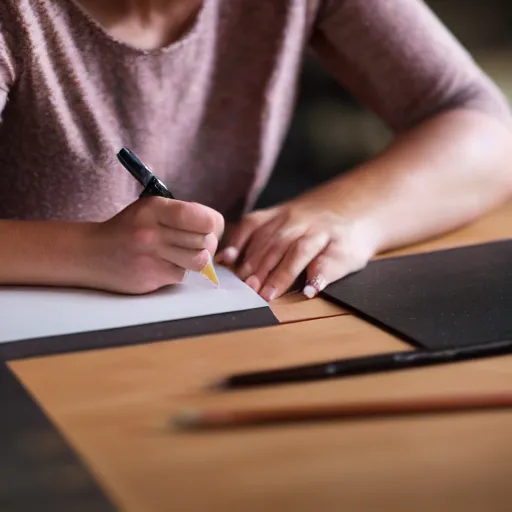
[55,221,101,288]
[31,221,101,288]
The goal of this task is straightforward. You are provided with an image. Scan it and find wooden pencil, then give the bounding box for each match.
[171,393,512,430]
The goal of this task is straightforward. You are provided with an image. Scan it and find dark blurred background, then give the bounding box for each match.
[256,0,512,209]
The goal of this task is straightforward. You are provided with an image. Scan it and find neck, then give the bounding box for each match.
[121,0,175,13]
[73,0,203,50]
[80,0,192,19]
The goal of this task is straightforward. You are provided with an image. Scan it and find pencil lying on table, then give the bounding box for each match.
[171,393,512,430]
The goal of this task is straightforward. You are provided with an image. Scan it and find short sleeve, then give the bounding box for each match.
[310,0,511,133]
[0,4,17,92]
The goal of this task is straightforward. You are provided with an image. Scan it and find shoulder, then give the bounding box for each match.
[0,0,69,42]
[310,0,511,131]
[0,0,41,52]
[0,0,24,90]
[0,0,37,26]
[0,0,72,89]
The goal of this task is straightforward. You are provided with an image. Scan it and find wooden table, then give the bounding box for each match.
[9,203,512,512]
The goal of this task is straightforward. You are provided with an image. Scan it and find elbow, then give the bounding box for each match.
[454,87,512,199]
[418,82,512,199]
[447,77,512,131]
[398,73,512,136]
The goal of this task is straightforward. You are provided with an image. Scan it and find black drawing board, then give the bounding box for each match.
[322,239,512,350]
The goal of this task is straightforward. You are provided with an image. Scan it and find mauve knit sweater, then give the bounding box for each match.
[0,0,509,222]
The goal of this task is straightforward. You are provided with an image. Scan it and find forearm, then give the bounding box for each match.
[297,108,512,253]
[0,219,95,286]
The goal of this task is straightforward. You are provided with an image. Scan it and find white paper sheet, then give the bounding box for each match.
[0,266,268,343]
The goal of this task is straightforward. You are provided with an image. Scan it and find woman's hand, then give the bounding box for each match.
[217,200,379,301]
[86,196,224,294]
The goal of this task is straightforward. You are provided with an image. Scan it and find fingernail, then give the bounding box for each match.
[303,275,327,299]
[260,284,277,302]
[303,285,317,299]
[245,274,261,292]
[222,246,239,264]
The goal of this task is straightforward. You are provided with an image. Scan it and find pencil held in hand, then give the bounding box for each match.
[200,256,219,287]
[117,147,221,288]
[171,393,512,430]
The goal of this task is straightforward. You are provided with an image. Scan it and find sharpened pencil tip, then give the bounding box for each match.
[200,260,220,287]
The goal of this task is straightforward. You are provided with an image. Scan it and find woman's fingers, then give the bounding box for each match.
[216,210,275,266]
[258,233,329,301]
[160,228,217,251]
[302,253,332,299]
[245,233,300,292]
[153,197,224,238]
[238,220,305,282]
[236,217,286,281]
[302,244,369,298]
[156,260,188,285]
[158,244,212,273]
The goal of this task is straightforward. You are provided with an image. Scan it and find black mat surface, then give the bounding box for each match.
[0,363,117,512]
[322,239,512,350]
[0,307,278,361]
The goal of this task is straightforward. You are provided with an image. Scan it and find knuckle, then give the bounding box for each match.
[189,202,219,234]
[281,208,295,225]
[241,258,257,276]
[131,226,158,249]
[244,213,261,230]
[274,237,294,257]
[188,201,207,216]
[195,233,209,249]
[293,236,315,258]
[186,232,207,249]
[274,229,290,243]
[259,241,285,268]
[171,201,189,225]
[294,237,310,255]
[256,256,278,279]
[230,215,261,246]
[212,210,225,235]
[204,233,218,255]
[331,242,354,261]
[204,216,216,234]
[297,233,328,256]
[131,201,153,227]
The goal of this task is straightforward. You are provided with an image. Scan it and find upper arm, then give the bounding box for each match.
[311,0,511,133]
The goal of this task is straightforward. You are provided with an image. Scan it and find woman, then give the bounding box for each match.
[0,0,511,301]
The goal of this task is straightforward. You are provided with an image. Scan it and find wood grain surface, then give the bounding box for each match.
[9,201,512,512]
